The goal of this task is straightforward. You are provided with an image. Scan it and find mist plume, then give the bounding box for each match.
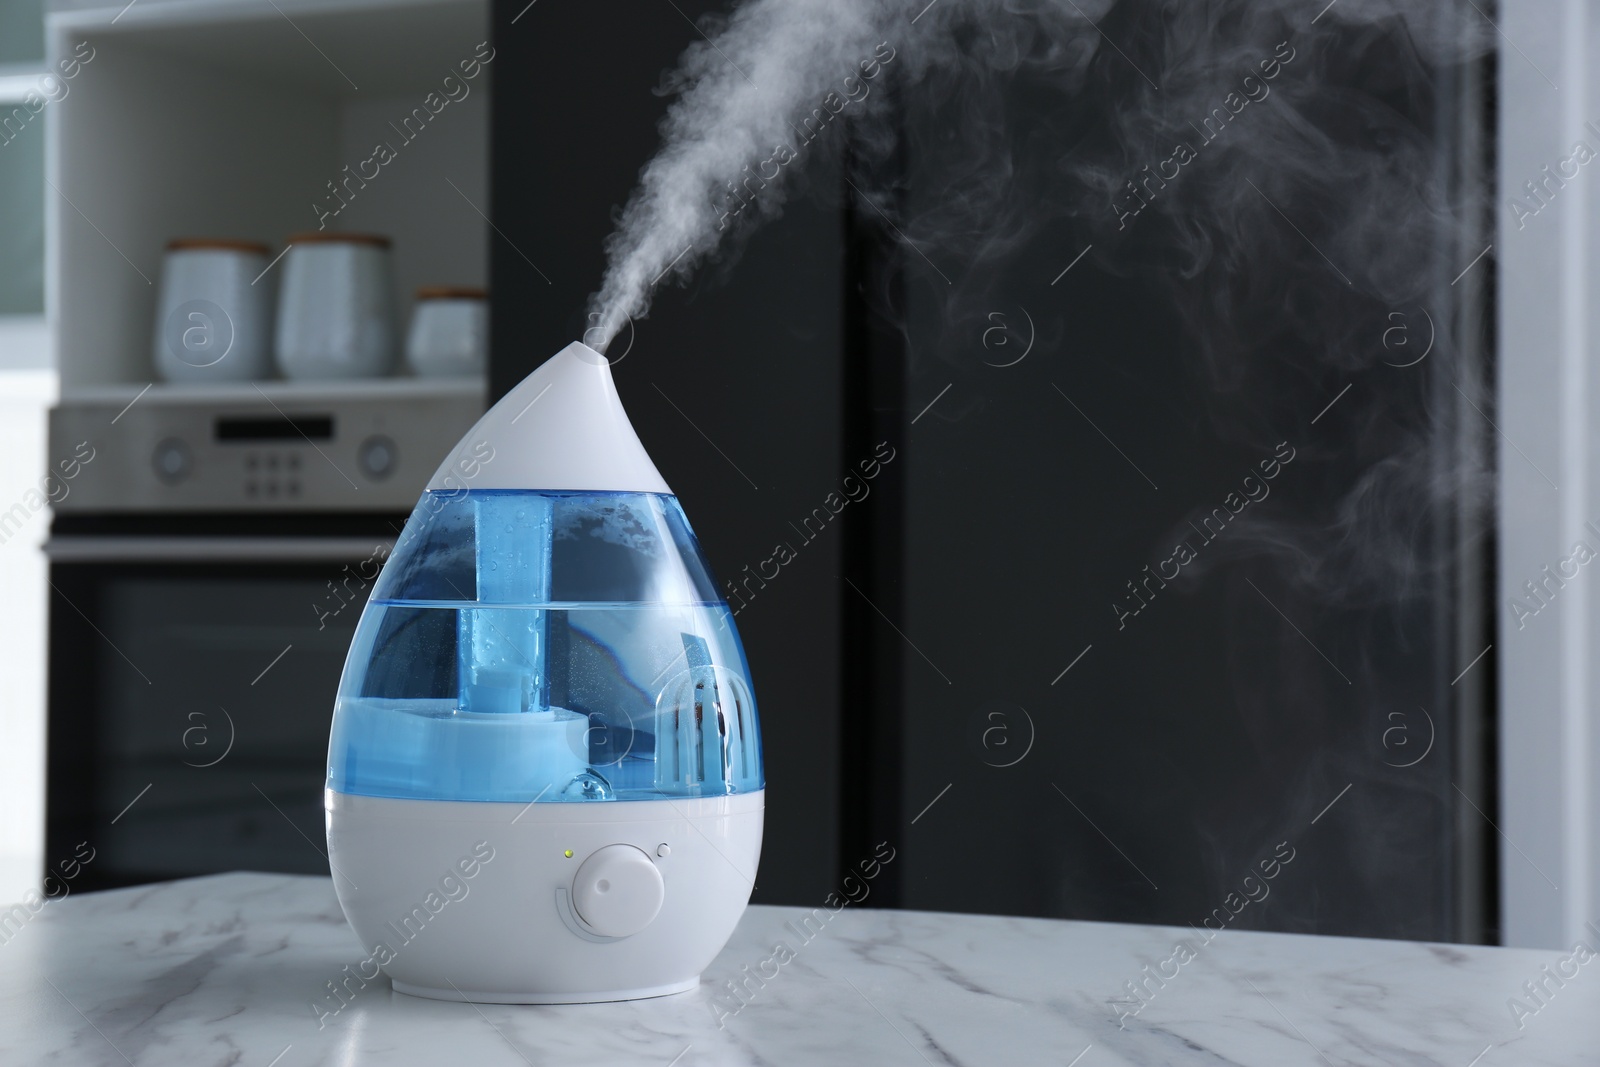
[585,0,891,348]
[592,0,1491,605]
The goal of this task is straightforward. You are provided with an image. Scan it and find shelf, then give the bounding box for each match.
[59,375,487,406]
[46,0,491,389]
[51,0,487,97]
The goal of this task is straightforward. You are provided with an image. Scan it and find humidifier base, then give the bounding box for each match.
[391,976,700,1005]
[326,788,763,1004]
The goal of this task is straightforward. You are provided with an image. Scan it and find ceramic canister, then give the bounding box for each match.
[275,233,397,381]
[405,286,488,378]
[152,239,274,383]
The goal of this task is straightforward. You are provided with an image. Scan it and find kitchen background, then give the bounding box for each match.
[0,0,1591,954]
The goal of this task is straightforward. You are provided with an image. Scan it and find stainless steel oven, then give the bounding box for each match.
[45,384,480,891]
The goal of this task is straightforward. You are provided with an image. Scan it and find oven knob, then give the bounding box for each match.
[358,435,397,480]
[571,844,664,938]
[152,438,192,484]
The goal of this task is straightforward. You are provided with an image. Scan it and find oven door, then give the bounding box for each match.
[45,533,393,891]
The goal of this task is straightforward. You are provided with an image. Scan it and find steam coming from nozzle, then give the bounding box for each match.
[587,0,1492,605]
[582,0,1118,343]
[586,1,895,350]
[587,0,1482,348]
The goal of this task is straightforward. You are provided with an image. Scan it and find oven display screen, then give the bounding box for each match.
[215,415,335,441]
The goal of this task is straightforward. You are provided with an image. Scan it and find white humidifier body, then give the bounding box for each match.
[325,342,764,1004]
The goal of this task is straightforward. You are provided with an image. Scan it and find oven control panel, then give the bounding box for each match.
[50,381,485,512]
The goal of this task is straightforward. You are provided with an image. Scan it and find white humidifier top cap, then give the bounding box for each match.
[426,341,672,494]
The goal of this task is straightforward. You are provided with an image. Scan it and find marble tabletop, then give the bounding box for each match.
[0,872,1594,1066]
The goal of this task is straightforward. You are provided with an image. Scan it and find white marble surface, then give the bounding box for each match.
[0,872,1594,1066]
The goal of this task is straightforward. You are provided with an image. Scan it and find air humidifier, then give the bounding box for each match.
[325,340,764,1004]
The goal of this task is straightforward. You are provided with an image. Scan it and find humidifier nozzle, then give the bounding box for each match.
[423,341,671,496]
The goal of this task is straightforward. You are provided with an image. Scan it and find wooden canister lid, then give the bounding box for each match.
[415,285,488,301]
[165,238,271,255]
[285,232,392,247]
